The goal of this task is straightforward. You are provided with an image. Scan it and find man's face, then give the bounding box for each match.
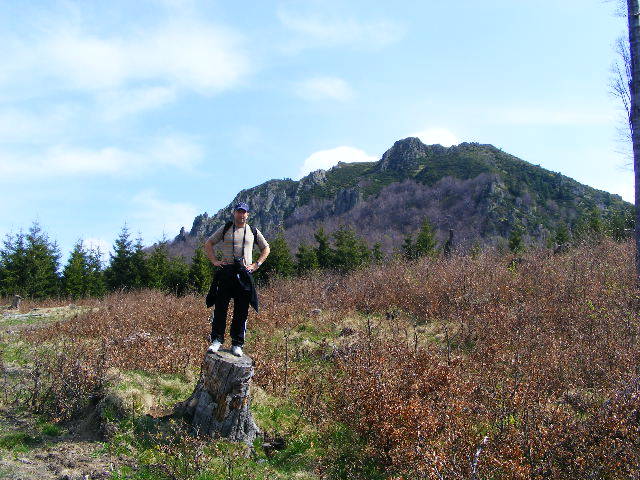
[234,208,248,224]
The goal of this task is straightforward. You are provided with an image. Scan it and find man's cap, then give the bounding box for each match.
[234,202,250,212]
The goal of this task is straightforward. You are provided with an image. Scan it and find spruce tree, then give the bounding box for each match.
[0,231,28,297]
[508,224,525,254]
[106,225,136,291]
[587,208,605,237]
[189,245,214,294]
[62,240,90,298]
[606,209,634,242]
[296,242,319,274]
[414,218,438,258]
[131,235,149,289]
[146,241,170,290]
[402,234,416,260]
[332,226,370,273]
[165,257,190,296]
[86,246,106,297]
[24,222,61,298]
[554,223,571,247]
[260,231,294,280]
[314,228,334,269]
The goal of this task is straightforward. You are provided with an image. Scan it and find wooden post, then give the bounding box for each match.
[175,350,259,444]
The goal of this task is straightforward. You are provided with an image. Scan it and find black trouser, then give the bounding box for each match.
[211,267,251,347]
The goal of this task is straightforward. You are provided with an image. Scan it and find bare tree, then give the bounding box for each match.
[610,35,633,153]
[627,0,640,282]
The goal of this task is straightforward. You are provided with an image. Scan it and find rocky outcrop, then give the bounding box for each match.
[374,137,441,174]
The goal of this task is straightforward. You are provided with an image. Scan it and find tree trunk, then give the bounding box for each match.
[628,0,640,283]
[174,350,259,445]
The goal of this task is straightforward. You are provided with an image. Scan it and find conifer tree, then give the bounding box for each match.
[332,225,370,273]
[165,256,190,296]
[554,223,571,247]
[146,241,170,290]
[106,225,137,291]
[587,207,605,237]
[260,231,294,280]
[189,245,214,294]
[131,235,149,289]
[314,228,334,269]
[509,224,525,254]
[86,246,106,297]
[296,242,319,275]
[573,209,606,244]
[414,218,438,258]
[606,209,634,241]
[24,222,61,298]
[402,234,416,260]
[62,240,90,298]
[0,231,28,297]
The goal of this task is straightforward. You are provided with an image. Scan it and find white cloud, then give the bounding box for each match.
[277,5,404,51]
[294,76,353,101]
[0,106,77,143]
[410,128,460,147]
[130,190,198,243]
[97,86,178,120]
[3,17,250,99]
[298,146,377,178]
[491,107,614,126]
[0,135,203,180]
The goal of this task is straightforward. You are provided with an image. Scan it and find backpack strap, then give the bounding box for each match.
[222,220,233,240]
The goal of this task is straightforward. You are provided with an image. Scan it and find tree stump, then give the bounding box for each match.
[175,350,259,444]
[10,295,22,309]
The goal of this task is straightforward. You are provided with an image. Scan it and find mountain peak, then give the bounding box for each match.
[376,137,443,173]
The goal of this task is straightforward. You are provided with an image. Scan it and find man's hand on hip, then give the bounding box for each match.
[246,263,259,273]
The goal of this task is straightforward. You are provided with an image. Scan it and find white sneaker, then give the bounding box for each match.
[231,345,243,357]
[207,340,221,353]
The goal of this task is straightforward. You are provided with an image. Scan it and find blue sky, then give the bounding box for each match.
[0,0,632,260]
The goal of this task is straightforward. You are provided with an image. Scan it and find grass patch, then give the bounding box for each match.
[110,370,197,416]
[0,432,42,452]
[40,422,62,437]
[0,339,32,366]
[101,385,324,480]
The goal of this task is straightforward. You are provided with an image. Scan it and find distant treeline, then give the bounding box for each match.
[0,207,633,300]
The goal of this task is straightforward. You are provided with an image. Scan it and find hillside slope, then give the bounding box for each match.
[167,137,631,257]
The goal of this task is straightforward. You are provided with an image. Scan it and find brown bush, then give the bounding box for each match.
[22,239,640,478]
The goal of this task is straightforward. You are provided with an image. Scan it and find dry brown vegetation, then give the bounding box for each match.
[19,239,640,479]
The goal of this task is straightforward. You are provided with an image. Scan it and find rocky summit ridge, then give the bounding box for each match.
[166,137,632,258]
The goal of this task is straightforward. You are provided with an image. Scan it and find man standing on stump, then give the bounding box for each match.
[204,202,270,357]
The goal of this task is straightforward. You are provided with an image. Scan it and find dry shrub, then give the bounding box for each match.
[20,239,640,478]
[27,290,209,374]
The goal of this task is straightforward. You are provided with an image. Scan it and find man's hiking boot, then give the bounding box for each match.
[207,340,222,353]
[231,345,243,357]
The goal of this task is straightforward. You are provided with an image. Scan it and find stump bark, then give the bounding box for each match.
[10,295,21,309]
[175,350,259,444]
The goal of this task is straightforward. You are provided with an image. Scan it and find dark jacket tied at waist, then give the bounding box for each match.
[206,264,259,313]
